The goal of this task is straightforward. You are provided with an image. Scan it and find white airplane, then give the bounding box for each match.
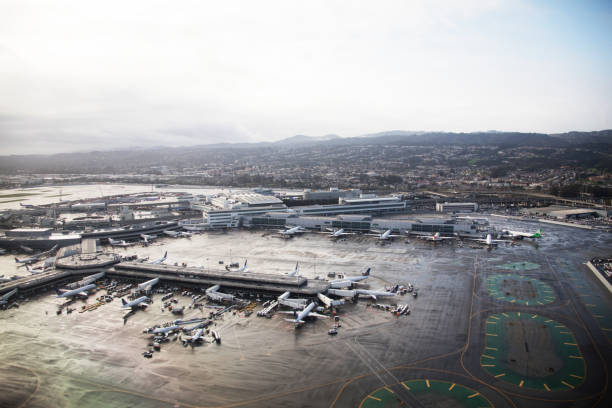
[163,230,192,238]
[417,232,455,242]
[183,328,204,345]
[287,262,299,277]
[150,252,167,265]
[355,288,397,301]
[108,238,134,247]
[279,226,307,237]
[121,296,150,309]
[56,283,96,299]
[137,277,160,292]
[282,302,327,327]
[26,264,48,275]
[140,234,157,245]
[471,234,508,247]
[328,228,354,238]
[0,288,17,305]
[205,284,235,302]
[327,287,397,301]
[329,268,371,288]
[501,228,543,240]
[151,325,179,335]
[15,245,59,264]
[367,229,402,241]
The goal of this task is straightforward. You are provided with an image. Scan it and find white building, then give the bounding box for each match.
[435,202,478,213]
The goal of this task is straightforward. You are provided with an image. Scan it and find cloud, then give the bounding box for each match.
[0,0,610,154]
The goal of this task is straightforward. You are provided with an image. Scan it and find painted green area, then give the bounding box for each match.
[481,312,585,391]
[486,274,555,306]
[496,262,540,271]
[360,380,493,408]
[556,260,612,344]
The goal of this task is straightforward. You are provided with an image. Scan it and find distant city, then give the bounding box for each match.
[0,130,610,206]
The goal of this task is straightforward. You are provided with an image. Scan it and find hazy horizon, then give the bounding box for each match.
[1,0,611,155]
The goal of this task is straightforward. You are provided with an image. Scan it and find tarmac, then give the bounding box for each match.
[0,218,611,408]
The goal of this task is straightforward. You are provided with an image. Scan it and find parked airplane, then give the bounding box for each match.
[282,302,327,327]
[205,284,235,302]
[367,229,402,240]
[183,328,204,345]
[56,283,96,299]
[137,277,160,293]
[329,268,371,288]
[20,202,34,208]
[0,288,17,305]
[355,288,397,301]
[501,228,543,240]
[108,238,134,247]
[163,230,192,238]
[471,234,507,247]
[121,296,150,309]
[151,325,179,335]
[150,252,167,265]
[417,232,455,242]
[279,226,308,237]
[287,262,299,277]
[26,264,48,274]
[15,245,59,264]
[328,285,398,301]
[328,228,354,238]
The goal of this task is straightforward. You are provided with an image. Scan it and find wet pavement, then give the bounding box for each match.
[0,218,611,408]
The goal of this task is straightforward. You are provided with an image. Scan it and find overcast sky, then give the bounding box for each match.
[0,0,611,154]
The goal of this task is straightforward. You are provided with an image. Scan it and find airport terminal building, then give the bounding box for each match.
[188,193,410,229]
[244,213,485,237]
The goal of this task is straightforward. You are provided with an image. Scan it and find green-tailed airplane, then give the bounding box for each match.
[503,228,542,239]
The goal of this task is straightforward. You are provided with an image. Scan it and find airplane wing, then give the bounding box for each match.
[307,312,328,319]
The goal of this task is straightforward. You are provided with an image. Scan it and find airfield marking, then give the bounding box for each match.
[480,312,586,391]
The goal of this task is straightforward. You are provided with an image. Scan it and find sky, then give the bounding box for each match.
[0,0,611,154]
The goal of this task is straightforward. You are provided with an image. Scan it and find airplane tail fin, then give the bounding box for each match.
[55,288,61,296]
[163,251,167,258]
[391,284,399,293]
[15,257,20,263]
[363,268,371,276]
[121,298,127,306]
